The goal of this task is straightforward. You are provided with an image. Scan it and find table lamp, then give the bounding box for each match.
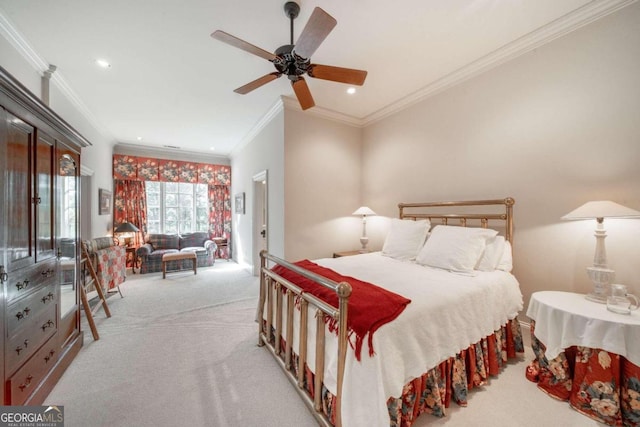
[352,206,376,253]
[114,222,140,247]
[562,200,640,303]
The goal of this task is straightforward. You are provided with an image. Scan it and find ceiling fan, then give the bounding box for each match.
[211,1,367,110]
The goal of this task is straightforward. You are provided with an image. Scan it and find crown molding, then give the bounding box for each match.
[230,97,285,159]
[363,0,638,125]
[80,164,95,176]
[0,7,113,140]
[281,96,365,127]
[114,142,230,164]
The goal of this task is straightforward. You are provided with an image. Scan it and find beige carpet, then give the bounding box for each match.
[45,262,600,427]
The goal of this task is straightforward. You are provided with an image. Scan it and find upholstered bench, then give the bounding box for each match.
[162,252,197,279]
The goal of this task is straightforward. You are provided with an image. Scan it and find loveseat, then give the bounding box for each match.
[137,232,217,274]
[82,237,127,290]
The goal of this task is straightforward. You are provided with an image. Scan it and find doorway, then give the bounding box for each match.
[252,170,268,275]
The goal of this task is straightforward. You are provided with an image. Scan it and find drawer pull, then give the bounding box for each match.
[16,338,31,355]
[41,319,54,331]
[41,268,55,278]
[15,307,31,320]
[15,279,30,290]
[44,349,56,363]
[41,293,55,304]
[18,374,33,391]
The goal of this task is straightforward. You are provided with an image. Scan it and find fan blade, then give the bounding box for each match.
[308,64,367,86]
[211,30,277,61]
[234,73,282,95]
[291,78,315,110]
[293,7,337,59]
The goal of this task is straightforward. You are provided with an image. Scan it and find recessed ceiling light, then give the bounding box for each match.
[346,87,356,95]
[210,147,215,151]
[96,59,111,69]
[136,136,143,141]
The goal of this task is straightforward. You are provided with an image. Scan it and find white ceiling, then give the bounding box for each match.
[0,0,630,156]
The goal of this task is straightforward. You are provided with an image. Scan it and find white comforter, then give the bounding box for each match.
[275,252,523,427]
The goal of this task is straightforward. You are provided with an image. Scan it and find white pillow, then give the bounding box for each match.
[382,219,430,261]
[476,235,506,271]
[496,240,513,272]
[416,225,498,272]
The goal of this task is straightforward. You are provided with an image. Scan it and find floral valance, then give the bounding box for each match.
[113,154,231,185]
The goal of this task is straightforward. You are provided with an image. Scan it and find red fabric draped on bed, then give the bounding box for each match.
[272,260,411,360]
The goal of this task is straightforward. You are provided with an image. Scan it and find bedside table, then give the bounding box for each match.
[526,291,640,426]
[332,250,363,258]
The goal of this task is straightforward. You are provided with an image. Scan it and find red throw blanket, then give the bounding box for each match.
[271,260,411,360]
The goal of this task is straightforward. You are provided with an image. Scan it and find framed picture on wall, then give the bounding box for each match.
[99,188,112,215]
[235,192,245,214]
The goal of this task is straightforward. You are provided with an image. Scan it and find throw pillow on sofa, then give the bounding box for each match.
[148,234,179,250]
[179,232,209,251]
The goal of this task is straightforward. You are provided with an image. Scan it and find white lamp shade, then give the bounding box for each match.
[561,201,640,220]
[352,206,376,216]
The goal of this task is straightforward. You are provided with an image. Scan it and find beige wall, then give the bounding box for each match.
[230,110,285,267]
[284,109,363,260]
[362,4,640,315]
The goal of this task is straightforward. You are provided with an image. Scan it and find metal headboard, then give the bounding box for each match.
[398,197,515,243]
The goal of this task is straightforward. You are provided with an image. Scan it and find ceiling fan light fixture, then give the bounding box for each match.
[95,59,111,69]
[211,3,367,111]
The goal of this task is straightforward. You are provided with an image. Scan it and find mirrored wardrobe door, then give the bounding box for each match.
[56,146,80,344]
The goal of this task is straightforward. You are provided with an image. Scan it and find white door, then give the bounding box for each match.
[252,171,268,275]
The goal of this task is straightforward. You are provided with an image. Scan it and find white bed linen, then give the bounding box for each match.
[270,252,523,427]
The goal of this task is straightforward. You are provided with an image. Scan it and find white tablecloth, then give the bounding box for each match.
[527,291,640,366]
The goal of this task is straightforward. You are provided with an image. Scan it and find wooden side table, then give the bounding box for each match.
[332,250,362,258]
[125,246,138,273]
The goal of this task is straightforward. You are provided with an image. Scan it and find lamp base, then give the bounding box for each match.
[359,236,369,253]
[585,266,614,304]
[585,292,608,304]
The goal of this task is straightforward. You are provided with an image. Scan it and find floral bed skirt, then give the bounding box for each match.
[525,320,640,426]
[281,319,524,426]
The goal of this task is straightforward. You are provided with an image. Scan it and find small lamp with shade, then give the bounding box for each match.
[114,222,140,247]
[561,200,640,303]
[352,206,376,253]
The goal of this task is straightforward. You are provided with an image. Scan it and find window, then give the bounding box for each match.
[146,181,209,234]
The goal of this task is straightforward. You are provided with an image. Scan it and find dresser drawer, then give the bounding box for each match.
[6,259,57,303]
[7,284,57,337]
[5,301,58,376]
[7,334,59,405]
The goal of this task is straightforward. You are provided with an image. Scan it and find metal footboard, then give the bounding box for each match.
[258,251,352,427]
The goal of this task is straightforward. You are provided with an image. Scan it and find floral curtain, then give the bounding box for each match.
[113,154,231,243]
[113,179,147,247]
[208,185,231,239]
[113,155,230,185]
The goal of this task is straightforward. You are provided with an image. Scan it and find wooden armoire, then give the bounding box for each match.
[0,66,87,404]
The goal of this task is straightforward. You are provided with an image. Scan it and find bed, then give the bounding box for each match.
[257,198,524,427]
